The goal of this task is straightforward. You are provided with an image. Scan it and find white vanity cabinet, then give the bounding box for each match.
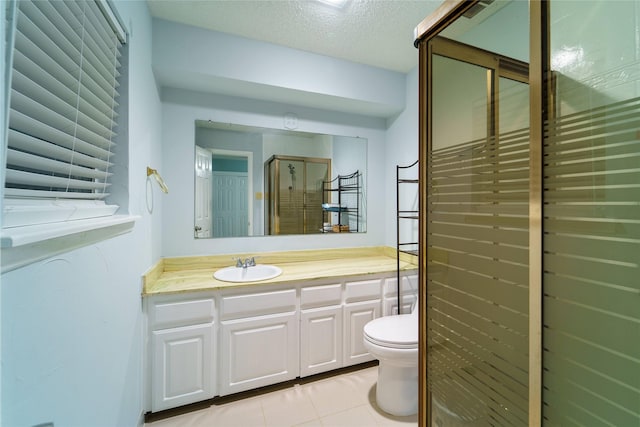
[383,272,419,316]
[144,270,407,413]
[219,286,298,396]
[300,283,343,377]
[343,279,382,366]
[148,294,216,412]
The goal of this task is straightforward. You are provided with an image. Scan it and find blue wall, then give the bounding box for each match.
[1,1,163,426]
[0,3,420,426]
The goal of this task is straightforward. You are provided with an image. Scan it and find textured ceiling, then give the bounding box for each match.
[146,0,442,73]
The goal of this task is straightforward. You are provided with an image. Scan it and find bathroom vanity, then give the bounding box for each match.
[142,247,417,413]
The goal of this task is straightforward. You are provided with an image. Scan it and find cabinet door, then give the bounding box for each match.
[220,312,298,396]
[151,323,214,412]
[343,300,380,366]
[384,293,417,316]
[382,275,418,316]
[300,306,343,377]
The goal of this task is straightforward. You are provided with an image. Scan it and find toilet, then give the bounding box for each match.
[363,298,418,416]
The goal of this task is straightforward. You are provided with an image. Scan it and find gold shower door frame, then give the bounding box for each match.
[415,1,544,425]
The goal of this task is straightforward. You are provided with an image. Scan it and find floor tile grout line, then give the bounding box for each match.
[303,381,325,425]
[258,386,320,427]
[144,366,413,427]
[302,367,377,425]
[259,397,267,427]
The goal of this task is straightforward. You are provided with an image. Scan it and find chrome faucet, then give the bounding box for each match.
[234,257,256,268]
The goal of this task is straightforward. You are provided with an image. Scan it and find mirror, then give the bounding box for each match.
[194,120,367,238]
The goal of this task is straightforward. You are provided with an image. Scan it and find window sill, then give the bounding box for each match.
[1,215,139,273]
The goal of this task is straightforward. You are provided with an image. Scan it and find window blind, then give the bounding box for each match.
[4,0,124,227]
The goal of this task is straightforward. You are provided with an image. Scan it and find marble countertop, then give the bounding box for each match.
[142,246,418,296]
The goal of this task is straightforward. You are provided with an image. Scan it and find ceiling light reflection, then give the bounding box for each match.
[316,0,349,9]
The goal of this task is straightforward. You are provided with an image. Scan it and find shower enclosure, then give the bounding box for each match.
[427,36,530,426]
[264,155,330,235]
[415,1,640,425]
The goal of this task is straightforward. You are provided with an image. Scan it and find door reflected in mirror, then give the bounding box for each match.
[194,121,367,239]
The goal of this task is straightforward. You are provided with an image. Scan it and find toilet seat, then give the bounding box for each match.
[363,314,418,349]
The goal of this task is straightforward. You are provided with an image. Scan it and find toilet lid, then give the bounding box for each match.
[363,314,418,349]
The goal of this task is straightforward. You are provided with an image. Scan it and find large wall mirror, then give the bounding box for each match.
[194,120,367,238]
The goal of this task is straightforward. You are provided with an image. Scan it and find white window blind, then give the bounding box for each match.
[4,0,126,228]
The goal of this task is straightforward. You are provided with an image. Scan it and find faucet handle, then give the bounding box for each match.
[232,257,243,268]
[248,257,256,266]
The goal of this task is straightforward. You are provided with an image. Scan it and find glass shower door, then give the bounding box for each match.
[427,43,530,425]
[304,161,329,234]
[542,1,640,424]
[278,158,305,235]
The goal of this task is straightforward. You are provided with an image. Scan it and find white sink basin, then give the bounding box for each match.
[214,264,282,283]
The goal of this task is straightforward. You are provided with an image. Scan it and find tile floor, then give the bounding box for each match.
[145,365,418,427]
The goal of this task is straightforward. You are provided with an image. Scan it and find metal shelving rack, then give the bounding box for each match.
[396,160,418,314]
[322,170,361,233]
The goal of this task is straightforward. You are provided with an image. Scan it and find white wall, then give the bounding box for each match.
[1,1,162,426]
[551,0,640,111]
[332,135,368,231]
[263,133,331,159]
[152,19,406,118]
[384,67,420,248]
[448,0,529,63]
